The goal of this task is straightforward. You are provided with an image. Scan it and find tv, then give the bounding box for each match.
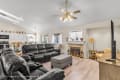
[106,20,116,61]
[111,20,116,59]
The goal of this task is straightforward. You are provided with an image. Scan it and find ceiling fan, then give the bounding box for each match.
[59,0,80,22]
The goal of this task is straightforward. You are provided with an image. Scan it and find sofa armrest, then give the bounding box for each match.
[36,69,64,80]
[28,61,43,72]
[54,49,60,54]
[38,67,48,73]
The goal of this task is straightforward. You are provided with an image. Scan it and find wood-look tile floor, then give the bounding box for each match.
[43,57,99,80]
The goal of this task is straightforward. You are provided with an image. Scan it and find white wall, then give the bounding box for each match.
[87,26,120,51]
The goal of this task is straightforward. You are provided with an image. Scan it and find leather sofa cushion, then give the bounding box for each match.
[33,54,44,62]
[45,52,58,56]
[44,53,52,57]
[46,48,54,52]
[27,61,43,72]
[38,49,46,54]
[33,54,45,62]
[45,44,54,49]
[37,44,45,50]
[22,45,38,53]
[34,54,44,58]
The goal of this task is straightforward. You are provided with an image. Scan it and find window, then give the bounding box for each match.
[41,35,49,43]
[52,33,62,44]
[68,31,83,42]
[27,33,36,43]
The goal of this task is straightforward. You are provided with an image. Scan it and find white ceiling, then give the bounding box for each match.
[0,0,120,31]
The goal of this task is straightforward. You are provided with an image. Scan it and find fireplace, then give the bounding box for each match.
[68,43,83,58]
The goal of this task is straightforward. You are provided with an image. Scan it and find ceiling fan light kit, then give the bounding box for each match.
[59,0,80,22]
[59,14,74,22]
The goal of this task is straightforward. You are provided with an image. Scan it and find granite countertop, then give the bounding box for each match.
[98,58,120,67]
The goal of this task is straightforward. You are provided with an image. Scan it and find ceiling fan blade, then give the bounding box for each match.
[70,15,77,19]
[73,10,80,14]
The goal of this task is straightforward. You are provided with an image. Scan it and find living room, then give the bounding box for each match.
[0,0,120,80]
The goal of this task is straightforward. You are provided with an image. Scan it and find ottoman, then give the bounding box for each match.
[51,54,72,69]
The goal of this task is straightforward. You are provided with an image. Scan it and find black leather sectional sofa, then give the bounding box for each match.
[0,48,64,80]
[22,44,60,62]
